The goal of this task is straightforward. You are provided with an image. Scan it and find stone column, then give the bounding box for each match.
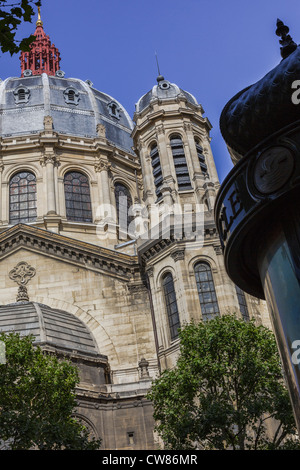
[42,154,57,215]
[94,156,112,220]
[0,161,4,224]
[40,152,60,232]
[183,122,206,205]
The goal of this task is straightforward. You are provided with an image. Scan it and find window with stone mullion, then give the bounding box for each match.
[170,135,192,191]
[194,262,220,321]
[64,171,93,223]
[162,272,181,340]
[9,171,37,224]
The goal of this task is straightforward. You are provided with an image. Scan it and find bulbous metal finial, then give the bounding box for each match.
[276,19,297,59]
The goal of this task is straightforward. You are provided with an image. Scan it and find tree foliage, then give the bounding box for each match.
[0,332,101,450]
[0,0,41,55]
[148,315,300,450]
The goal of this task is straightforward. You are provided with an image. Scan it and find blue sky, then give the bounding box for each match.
[1,0,300,182]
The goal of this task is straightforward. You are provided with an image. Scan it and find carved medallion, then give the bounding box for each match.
[9,262,36,302]
[253,146,294,194]
[9,262,36,286]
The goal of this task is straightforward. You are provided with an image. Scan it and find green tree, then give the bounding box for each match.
[148,315,300,450]
[0,0,41,55]
[0,332,101,450]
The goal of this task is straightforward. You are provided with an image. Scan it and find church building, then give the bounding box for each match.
[0,12,270,449]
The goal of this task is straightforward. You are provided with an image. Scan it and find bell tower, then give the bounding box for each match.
[132,75,227,369]
[132,75,220,220]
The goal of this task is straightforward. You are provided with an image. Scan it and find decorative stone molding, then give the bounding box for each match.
[170,247,185,262]
[183,122,192,132]
[94,157,110,173]
[138,358,150,380]
[156,124,165,135]
[213,244,223,255]
[96,123,106,138]
[43,115,53,131]
[2,224,139,282]
[127,280,147,293]
[9,261,36,286]
[40,153,59,166]
[145,266,154,277]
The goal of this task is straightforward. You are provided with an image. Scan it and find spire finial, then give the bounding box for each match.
[36,6,43,26]
[276,19,297,59]
[155,51,164,82]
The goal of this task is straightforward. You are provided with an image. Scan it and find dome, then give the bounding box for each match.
[0,73,134,154]
[135,75,198,113]
[0,301,100,357]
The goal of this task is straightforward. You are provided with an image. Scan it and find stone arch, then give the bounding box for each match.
[188,253,219,276]
[155,264,177,292]
[59,163,96,183]
[3,162,41,184]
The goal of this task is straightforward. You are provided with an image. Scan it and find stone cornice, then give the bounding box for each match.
[138,221,218,264]
[0,132,138,164]
[132,109,212,139]
[0,224,140,282]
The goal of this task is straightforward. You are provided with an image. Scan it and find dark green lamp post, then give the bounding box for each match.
[215,20,300,431]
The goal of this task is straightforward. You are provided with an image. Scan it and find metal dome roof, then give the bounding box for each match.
[135,76,198,114]
[0,301,100,357]
[0,73,134,154]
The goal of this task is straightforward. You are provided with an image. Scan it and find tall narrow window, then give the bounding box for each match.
[194,262,219,321]
[150,143,163,199]
[195,138,208,176]
[162,272,180,340]
[115,183,133,237]
[235,285,250,321]
[170,134,192,191]
[67,89,75,102]
[9,171,37,224]
[64,171,92,223]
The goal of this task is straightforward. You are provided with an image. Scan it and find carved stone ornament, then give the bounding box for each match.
[94,157,110,173]
[43,115,53,130]
[170,248,185,261]
[40,153,58,166]
[96,123,106,137]
[9,261,36,286]
[9,261,36,303]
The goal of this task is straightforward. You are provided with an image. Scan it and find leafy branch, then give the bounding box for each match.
[0,0,41,55]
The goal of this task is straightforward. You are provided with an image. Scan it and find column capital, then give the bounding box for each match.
[40,153,59,166]
[94,156,110,173]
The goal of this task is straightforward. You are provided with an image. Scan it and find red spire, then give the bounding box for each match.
[20,8,61,77]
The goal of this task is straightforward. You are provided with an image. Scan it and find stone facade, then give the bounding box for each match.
[0,19,271,450]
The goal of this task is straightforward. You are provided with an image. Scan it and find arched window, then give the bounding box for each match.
[67,89,75,102]
[162,272,180,340]
[13,85,30,104]
[108,101,120,119]
[235,285,250,321]
[150,142,163,199]
[170,134,192,191]
[114,183,133,237]
[195,138,208,176]
[63,87,80,105]
[194,262,219,321]
[64,171,92,223]
[9,171,37,224]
